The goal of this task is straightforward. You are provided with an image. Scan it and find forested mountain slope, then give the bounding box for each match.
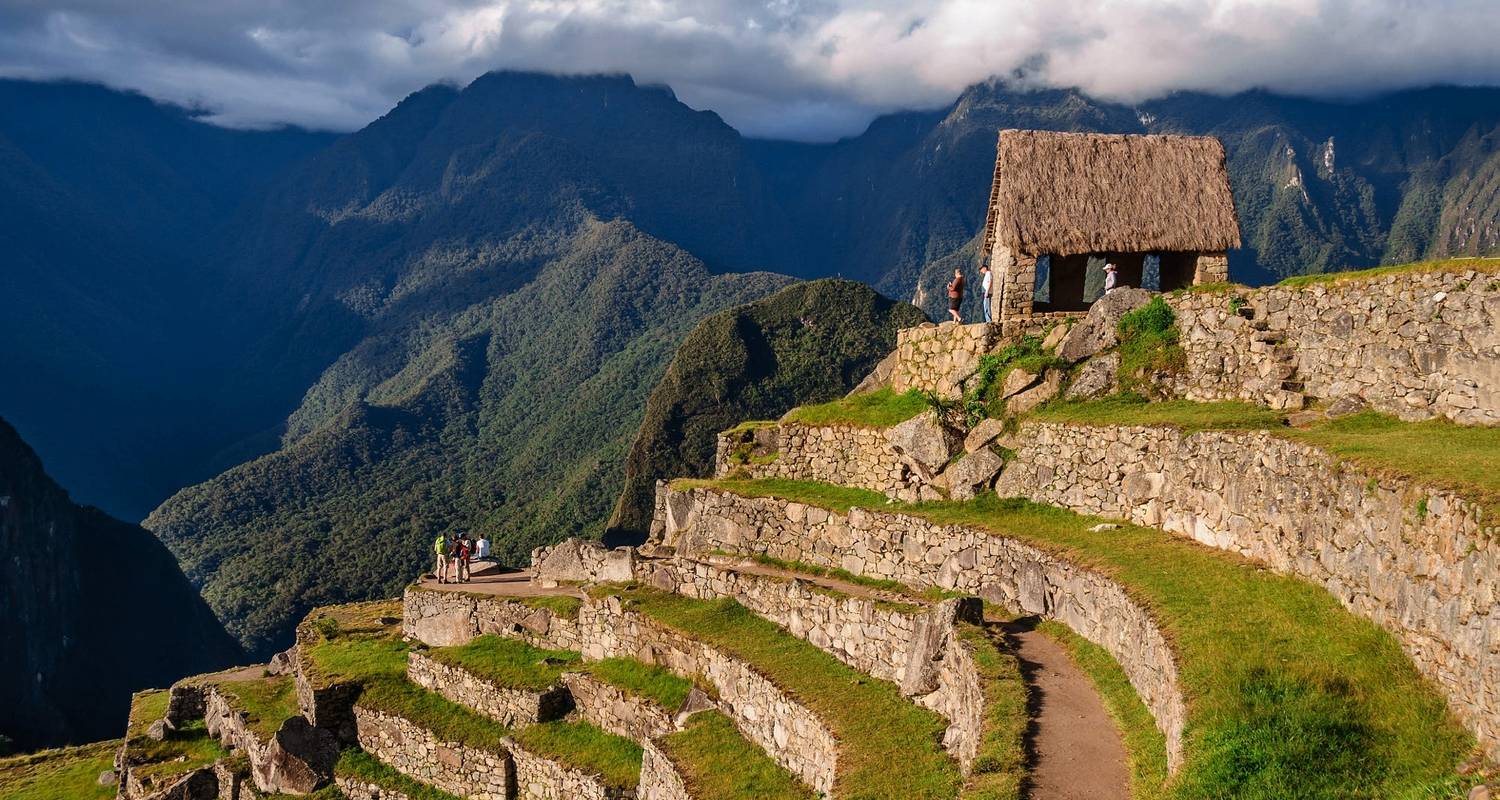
[0,417,241,749]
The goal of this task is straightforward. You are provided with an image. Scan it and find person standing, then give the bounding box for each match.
[1104,262,1119,293]
[433,532,450,583]
[456,534,473,583]
[947,269,966,323]
[980,264,994,323]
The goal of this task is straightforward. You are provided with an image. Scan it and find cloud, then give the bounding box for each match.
[2,0,1498,140]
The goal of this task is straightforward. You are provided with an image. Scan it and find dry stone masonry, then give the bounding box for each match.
[888,322,1003,399]
[561,672,676,743]
[1166,268,1500,422]
[353,706,514,800]
[636,741,692,800]
[996,420,1500,759]
[654,484,1188,771]
[407,651,572,728]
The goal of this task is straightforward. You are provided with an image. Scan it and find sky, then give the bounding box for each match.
[2,1,1499,141]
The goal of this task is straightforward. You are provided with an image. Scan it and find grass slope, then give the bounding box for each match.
[1275,257,1500,287]
[699,478,1474,800]
[598,585,962,799]
[957,623,1027,800]
[0,741,118,800]
[660,711,815,800]
[780,387,930,428]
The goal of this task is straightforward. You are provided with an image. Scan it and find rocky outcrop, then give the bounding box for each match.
[203,685,336,795]
[530,538,636,587]
[1166,269,1500,423]
[1057,287,1152,363]
[656,484,1187,772]
[997,420,1500,759]
[886,411,964,479]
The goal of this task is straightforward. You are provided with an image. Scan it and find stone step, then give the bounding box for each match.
[1266,389,1306,410]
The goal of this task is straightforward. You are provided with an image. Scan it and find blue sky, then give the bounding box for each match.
[3,0,1499,140]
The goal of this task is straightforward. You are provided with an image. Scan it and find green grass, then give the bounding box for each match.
[306,635,410,686]
[213,674,300,740]
[357,677,513,752]
[519,594,583,620]
[118,689,226,786]
[0,741,118,800]
[957,624,1027,800]
[1115,297,1186,396]
[510,721,643,790]
[700,479,1474,800]
[334,749,462,800]
[1038,621,1169,800]
[585,657,695,710]
[1276,257,1500,288]
[781,387,929,428]
[660,711,816,800]
[674,477,888,513]
[1032,398,1500,521]
[424,635,581,691]
[597,585,961,799]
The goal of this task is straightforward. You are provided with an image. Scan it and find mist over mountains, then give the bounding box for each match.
[5,71,1500,661]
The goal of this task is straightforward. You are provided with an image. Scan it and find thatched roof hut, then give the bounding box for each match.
[981,130,1241,257]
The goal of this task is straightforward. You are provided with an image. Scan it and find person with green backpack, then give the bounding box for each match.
[433,532,451,583]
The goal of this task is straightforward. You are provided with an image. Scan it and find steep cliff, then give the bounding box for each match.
[0,417,242,749]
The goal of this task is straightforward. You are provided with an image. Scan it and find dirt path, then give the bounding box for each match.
[1005,619,1130,800]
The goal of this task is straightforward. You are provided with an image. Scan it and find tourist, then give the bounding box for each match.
[1104,262,1119,293]
[947,269,966,323]
[433,532,450,583]
[475,534,492,562]
[456,534,473,583]
[980,263,993,323]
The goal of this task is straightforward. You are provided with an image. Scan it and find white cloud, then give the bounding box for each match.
[1,0,1498,139]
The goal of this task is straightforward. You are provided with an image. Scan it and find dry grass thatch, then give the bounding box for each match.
[982,129,1241,256]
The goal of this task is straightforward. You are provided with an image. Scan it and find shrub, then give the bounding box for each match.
[1116,298,1185,397]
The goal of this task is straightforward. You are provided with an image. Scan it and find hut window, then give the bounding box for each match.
[1157,253,1197,290]
[1032,255,1051,304]
[1143,255,1162,292]
[1082,255,1109,304]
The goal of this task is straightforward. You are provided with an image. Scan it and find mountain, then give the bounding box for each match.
[0,80,333,520]
[0,416,242,750]
[605,279,927,543]
[146,218,791,655]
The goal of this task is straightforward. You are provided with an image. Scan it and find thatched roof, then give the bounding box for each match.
[982,130,1241,256]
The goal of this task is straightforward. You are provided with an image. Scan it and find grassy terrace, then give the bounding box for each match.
[304,607,642,788]
[692,477,1475,800]
[119,688,226,787]
[0,741,118,800]
[1034,397,1500,519]
[426,634,693,711]
[660,711,816,800]
[335,748,461,800]
[956,623,1027,800]
[212,673,300,740]
[594,584,963,799]
[779,387,929,427]
[1274,256,1500,288]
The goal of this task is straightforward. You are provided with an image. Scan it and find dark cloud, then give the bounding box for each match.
[2,0,1498,140]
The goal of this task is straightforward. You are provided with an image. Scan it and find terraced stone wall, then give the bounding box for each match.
[337,776,418,800]
[352,706,513,800]
[997,421,1500,758]
[888,322,1003,399]
[655,486,1187,771]
[407,651,571,727]
[402,587,840,795]
[506,737,630,800]
[561,673,676,742]
[715,423,919,496]
[1166,269,1500,423]
[638,741,692,800]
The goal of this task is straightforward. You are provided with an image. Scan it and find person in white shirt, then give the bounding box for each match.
[475,536,491,561]
[1104,262,1119,293]
[980,264,994,323]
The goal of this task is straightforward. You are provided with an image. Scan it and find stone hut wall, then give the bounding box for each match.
[402,586,839,795]
[561,673,676,743]
[506,736,631,800]
[406,651,572,727]
[352,706,513,800]
[637,741,692,800]
[1166,269,1500,423]
[996,420,1500,758]
[888,322,1003,399]
[654,485,1187,772]
[714,423,919,496]
[640,557,988,770]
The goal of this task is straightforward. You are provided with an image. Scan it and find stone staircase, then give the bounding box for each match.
[1240,301,1306,410]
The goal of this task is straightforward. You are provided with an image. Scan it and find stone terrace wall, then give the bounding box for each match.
[407,651,572,727]
[641,556,988,770]
[715,423,920,497]
[403,587,839,795]
[888,322,1003,399]
[506,736,631,800]
[1166,269,1500,423]
[655,486,1187,771]
[561,673,676,743]
[637,741,692,800]
[337,776,419,800]
[996,421,1500,758]
[352,706,513,800]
